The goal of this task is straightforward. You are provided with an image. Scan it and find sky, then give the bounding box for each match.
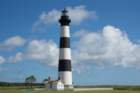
[0,0,140,85]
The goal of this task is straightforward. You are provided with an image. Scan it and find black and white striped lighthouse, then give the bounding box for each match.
[58,9,73,89]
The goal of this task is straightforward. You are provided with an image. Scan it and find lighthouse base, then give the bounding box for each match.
[64,85,74,90]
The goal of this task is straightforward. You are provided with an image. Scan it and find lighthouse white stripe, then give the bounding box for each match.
[59,48,71,60]
[60,26,70,37]
[59,71,72,85]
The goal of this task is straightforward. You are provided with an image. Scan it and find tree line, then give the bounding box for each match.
[0,75,48,88]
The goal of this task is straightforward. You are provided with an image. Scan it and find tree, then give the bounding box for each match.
[25,75,36,88]
[43,78,48,83]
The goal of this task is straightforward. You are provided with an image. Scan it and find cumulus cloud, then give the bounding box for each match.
[9,52,23,63]
[0,36,26,50]
[6,26,140,71]
[7,40,59,66]
[26,40,58,66]
[39,9,61,24]
[33,5,96,31]
[28,25,140,69]
[73,25,140,68]
[0,56,5,64]
[67,5,97,24]
[4,36,26,47]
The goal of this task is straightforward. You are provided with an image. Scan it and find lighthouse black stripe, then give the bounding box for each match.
[59,15,71,26]
[60,37,70,48]
[59,60,71,71]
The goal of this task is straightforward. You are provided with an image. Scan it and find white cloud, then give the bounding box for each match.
[4,36,26,47]
[73,25,140,68]
[0,36,26,50]
[33,5,96,31]
[6,26,140,71]
[6,39,59,66]
[9,52,23,63]
[41,5,96,24]
[39,9,61,24]
[26,40,58,66]
[67,5,97,24]
[0,56,5,64]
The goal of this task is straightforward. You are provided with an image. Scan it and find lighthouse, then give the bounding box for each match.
[58,9,73,89]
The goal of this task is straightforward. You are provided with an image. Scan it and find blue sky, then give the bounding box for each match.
[0,0,140,85]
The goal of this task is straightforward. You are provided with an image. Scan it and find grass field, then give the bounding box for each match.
[0,89,140,93]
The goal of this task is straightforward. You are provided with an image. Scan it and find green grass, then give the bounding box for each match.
[0,89,140,93]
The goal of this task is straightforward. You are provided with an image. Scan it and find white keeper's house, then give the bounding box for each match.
[44,77,64,90]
